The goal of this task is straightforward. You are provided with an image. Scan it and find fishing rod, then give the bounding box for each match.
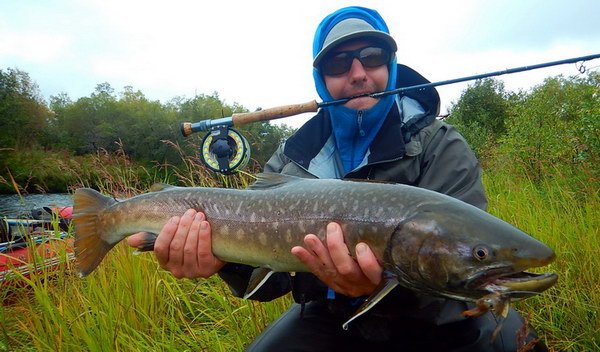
[180,53,600,174]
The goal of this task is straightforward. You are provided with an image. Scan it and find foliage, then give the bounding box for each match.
[0,68,52,149]
[497,72,599,187]
[483,169,599,352]
[446,78,509,158]
[445,71,599,198]
[0,68,296,193]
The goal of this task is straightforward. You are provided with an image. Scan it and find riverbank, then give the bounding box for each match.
[0,148,172,195]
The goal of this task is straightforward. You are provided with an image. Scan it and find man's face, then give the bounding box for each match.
[322,40,390,110]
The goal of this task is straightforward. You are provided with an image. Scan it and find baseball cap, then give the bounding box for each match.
[313,18,397,68]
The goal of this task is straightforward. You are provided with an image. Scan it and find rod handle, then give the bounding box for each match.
[231,100,319,126]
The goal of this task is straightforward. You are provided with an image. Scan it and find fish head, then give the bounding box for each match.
[386,201,558,301]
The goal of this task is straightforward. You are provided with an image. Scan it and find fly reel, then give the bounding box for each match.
[199,126,250,174]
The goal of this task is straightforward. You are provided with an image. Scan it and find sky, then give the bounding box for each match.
[1,0,599,128]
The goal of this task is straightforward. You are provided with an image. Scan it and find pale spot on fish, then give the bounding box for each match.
[312,202,320,212]
[298,222,306,233]
[285,231,293,243]
[236,229,245,240]
[259,233,268,246]
[221,225,230,236]
[328,204,337,213]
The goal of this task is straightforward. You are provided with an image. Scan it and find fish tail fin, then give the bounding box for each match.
[73,188,118,277]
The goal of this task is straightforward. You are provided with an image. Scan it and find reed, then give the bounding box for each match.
[484,170,599,351]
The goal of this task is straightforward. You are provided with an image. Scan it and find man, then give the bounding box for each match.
[128,6,546,351]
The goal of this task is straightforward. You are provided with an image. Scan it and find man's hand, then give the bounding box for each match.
[126,209,225,279]
[291,222,383,297]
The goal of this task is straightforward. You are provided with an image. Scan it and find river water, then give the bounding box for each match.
[0,194,73,218]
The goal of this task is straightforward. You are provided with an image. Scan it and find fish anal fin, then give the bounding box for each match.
[132,232,158,253]
[342,273,400,330]
[243,268,275,299]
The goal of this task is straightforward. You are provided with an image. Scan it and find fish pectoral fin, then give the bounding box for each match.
[342,273,400,330]
[243,268,276,299]
[132,232,158,254]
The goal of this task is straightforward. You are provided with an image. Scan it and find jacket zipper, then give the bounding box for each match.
[357,110,365,137]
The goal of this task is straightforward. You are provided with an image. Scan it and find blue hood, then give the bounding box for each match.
[312,7,398,173]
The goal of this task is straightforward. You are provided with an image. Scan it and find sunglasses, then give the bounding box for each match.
[320,46,392,76]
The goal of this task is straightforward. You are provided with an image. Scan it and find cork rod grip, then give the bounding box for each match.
[231,100,319,126]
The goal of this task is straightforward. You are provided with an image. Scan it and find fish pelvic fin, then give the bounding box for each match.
[72,188,118,278]
[243,268,276,299]
[342,273,400,330]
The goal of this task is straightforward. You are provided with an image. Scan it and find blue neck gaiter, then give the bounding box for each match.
[313,7,398,174]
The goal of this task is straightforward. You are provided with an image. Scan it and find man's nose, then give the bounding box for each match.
[348,58,367,81]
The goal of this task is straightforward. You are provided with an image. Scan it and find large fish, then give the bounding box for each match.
[72,173,557,327]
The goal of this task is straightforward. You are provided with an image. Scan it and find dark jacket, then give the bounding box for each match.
[219,64,487,325]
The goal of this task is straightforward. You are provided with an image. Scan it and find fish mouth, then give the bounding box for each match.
[466,267,558,298]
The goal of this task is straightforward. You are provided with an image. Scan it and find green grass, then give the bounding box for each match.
[0,170,598,351]
[484,171,599,351]
[0,243,291,351]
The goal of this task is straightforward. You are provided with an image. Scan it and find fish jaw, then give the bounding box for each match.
[474,270,559,299]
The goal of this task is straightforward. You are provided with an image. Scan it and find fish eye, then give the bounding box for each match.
[472,245,489,261]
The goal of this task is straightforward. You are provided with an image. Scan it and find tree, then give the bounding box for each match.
[499,72,599,183]
[0,68,51,149]
[446,78,509,157]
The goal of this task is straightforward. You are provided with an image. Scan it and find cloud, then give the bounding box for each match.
[0,29,70,64]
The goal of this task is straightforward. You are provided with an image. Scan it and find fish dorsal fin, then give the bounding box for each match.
[341,177,394,185]
[247,173,304,190]
[342,272,400,330]
[148,183,178,192]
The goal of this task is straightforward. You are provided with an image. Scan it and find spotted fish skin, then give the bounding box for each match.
[74,173,403,276]
[73,173,557,305]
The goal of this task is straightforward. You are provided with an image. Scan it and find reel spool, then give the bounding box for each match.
[199,126,250,174]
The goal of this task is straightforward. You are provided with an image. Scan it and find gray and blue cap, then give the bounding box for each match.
[313,18,397,69]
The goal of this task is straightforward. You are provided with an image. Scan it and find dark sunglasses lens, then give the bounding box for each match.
[321,53,353,75]
[359,47,390,68]
[321,47,391,75]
